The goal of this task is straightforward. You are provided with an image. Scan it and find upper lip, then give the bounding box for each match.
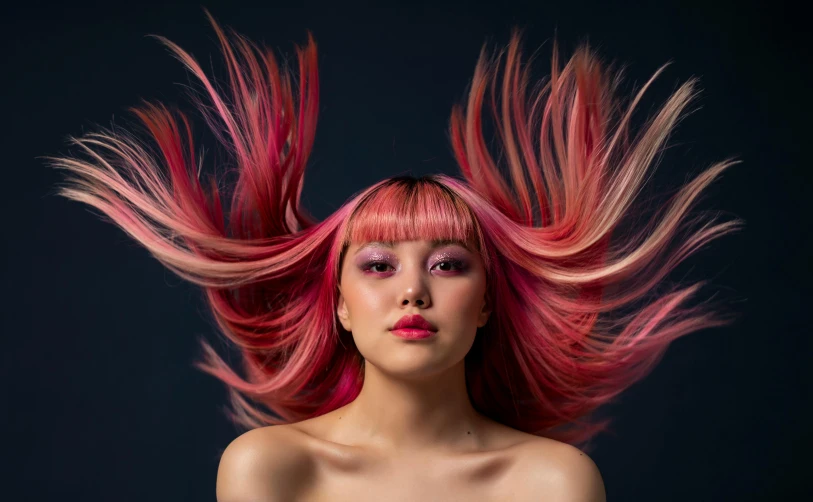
[392,314,437,331]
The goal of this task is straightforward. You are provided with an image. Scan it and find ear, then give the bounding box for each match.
[336,290,352,331]
[477,292,492,328]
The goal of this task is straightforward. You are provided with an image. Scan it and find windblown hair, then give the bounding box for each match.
[46,9,743,447]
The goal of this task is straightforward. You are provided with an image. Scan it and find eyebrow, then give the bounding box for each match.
[354,239,470,255]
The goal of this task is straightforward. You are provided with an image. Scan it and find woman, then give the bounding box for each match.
[46,8,742,501]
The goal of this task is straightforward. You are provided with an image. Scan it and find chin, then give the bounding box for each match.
[364,351,467,380]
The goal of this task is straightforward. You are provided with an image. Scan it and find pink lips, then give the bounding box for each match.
[391,314,437,340]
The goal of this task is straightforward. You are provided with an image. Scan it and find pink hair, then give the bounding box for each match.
[45,10,743,448]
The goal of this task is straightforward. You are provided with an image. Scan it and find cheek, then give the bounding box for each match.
[437,280,486,321]
[345,284,389,319]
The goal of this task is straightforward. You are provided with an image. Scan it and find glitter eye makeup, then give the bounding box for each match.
[355,247,470,275]
[356,251,395,274]
[430,251,469,273]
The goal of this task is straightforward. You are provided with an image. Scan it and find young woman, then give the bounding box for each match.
[46,8,742,501]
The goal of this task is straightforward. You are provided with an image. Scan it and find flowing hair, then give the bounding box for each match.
[44,9,743,448]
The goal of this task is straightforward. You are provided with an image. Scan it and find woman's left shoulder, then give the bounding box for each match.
[515,437,607,502]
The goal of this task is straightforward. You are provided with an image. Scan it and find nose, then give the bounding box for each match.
[398,268,431,307]
[400,291,429,306]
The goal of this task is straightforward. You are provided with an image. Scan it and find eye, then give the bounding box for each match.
[361,259,466,275]
[363,261,394,273]
[432,259,466,272]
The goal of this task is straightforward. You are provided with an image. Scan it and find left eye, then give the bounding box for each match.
[433,260,464,272]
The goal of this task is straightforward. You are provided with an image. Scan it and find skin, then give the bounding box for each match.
[215,239,607,501]
[333,238,494,455]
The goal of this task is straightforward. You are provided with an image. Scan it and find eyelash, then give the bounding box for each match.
[363,259,466,274]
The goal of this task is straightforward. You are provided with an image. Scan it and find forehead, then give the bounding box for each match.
[350,239,473,254]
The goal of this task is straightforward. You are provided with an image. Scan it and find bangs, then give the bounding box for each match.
[343,176,483,253]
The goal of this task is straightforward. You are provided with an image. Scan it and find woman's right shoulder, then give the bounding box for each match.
[215,425,314,502]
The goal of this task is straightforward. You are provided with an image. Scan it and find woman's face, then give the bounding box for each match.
[337,239,491,380]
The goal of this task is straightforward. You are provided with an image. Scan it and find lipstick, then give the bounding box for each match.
[390,328,436,340]
[390,314,438,340]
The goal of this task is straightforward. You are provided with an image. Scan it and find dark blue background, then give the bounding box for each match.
[3,1,809,500]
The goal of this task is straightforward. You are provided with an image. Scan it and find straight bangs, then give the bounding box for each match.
[342,176,486,256]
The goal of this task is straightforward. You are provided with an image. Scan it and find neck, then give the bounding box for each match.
[336,358,487,455]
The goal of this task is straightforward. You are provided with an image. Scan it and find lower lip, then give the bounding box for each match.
[390,328,437,340]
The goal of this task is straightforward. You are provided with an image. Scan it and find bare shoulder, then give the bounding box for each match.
[215,425,314,502]
[514,437,606,502]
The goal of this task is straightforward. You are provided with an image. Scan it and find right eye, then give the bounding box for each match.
[364,262,394,274]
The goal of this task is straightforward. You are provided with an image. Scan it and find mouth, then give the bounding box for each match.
[390,314,438,340]
[390,328,437,340]
[392,314,437,331]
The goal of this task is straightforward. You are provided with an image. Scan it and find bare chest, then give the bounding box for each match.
[298,480,532,502]
[296,450,538,502]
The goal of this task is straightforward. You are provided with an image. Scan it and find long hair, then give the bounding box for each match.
[45,9,743,448]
